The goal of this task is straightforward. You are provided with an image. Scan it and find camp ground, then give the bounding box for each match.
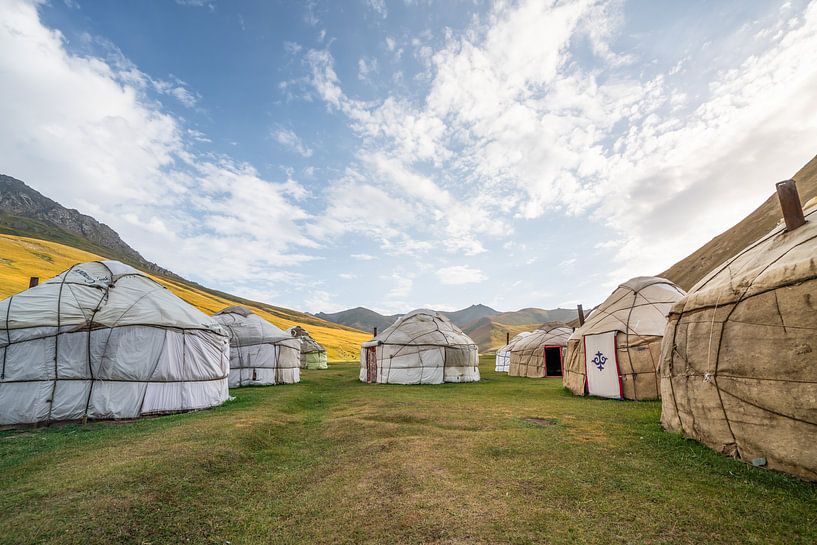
[2,1,817,543]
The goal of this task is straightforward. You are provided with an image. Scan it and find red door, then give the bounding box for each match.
[366,347,377,383]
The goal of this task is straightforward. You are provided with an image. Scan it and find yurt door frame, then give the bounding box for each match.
[543,345,564,377]
[366,347,377,383]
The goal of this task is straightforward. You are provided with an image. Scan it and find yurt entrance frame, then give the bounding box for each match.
[365,346,377,383]
[543,345,564,377]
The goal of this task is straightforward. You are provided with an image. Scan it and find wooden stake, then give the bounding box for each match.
[373,326,378,337]
[776,179,806,231]
[28,276,39,288]
[506,332,510,345]
[577,304,585,326]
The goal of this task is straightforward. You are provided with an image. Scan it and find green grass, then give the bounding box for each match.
[1,356,815,545]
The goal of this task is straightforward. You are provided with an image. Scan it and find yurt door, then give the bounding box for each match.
[544,346,563,377]
[583,332,623,399]
[366,347,377,383]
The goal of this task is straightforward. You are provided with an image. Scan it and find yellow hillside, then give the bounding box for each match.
[0,234,368,361]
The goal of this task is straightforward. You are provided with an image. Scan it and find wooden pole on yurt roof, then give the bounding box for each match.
[577,304,585,326]
[506,332,510,344]
[776,179,806,231]
[373,326,378,337]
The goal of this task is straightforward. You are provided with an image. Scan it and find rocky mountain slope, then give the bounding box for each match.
[0,174,176,278]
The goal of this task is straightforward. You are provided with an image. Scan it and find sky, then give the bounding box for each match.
[1,0,816,315]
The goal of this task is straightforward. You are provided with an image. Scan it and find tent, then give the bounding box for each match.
[661,205,817,481]
[508,323,573,378]
[0,261,229,426]
[495,331,532,372]
[288,326,328,369]
[213,306,301,387]
[563,277,685,400]
[360,309,480,384]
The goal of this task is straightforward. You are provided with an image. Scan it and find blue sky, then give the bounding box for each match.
[2,0,817,314]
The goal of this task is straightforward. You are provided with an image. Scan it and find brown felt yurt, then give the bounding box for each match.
[661,200,817,481]
[563,277,685,400]
[507,323,573,378]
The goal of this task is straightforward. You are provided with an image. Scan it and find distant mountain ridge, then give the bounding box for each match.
[316,304,578,352]
[315,307,400,333]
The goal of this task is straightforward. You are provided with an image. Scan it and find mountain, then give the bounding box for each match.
[441,304,498,326]
[661,154,817,290]
[490,307,577,326]
[0,174,177,278]
[315,307,399,334]
[317,304,578,353]
[0,174,370,361]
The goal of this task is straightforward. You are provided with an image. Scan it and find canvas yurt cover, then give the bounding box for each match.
[661,206,817,481]
[288,326,328,369]
[360,309,480,384]
[0,261,230,426]
[213,306,301,387]
[563,277,685,400]
[495,331,532,372]
[508,323,573,378]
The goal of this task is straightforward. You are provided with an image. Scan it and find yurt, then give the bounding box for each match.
[360,309,480,384]
[0,261,230,426]
[495,331,532,372]
[661,201,817,481]
[563,277,685,400]
[508,323,573,378]
[213,306,301,387]
[288,326,328,369]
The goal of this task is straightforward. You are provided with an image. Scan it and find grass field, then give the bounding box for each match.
[0,234,370,361]
[1,356,815,545]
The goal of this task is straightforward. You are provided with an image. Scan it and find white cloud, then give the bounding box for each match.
[351,253,376,261]
[175,0,214,10]
[357,57,378,81]
[299,0,817,287]
[0,0,314,291]
[272,127,313,157]
[437,265,486,285]
[303,289,344,313]
[366,0,387,18]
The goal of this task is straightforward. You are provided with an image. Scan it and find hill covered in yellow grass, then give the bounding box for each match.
[0,234,369,361]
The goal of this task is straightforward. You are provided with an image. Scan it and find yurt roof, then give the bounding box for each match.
[512,323,574,351]
[496,331,533,355]
[287,326,325,353]
[362,308,476,348]
[0,260,224,334]
[213,306,291,345]
[679,206,817,311]
[569,276,685,340]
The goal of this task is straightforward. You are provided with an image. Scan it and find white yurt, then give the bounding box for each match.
[287,326,328,369]
[0,261,230,426]
[495,331,532,372]
[360,309,480,384]
[213,306,301,387]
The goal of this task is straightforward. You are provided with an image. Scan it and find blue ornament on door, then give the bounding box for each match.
[592,351,608,371]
